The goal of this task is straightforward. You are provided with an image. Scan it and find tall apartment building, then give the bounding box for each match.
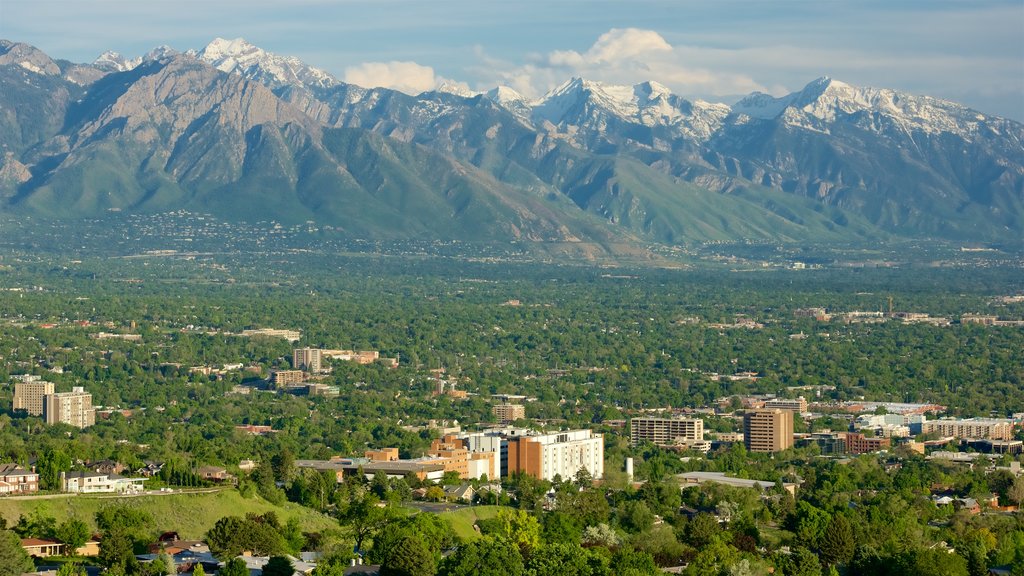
[13,378,54,416]
[507,429,604,481]
[743,409,794,453]
[293,348,322,372]
[763,397,808,413]
[44,387,95,429]
[630,417,704,447]
[493,404,526,423]
[921,418,1013,441]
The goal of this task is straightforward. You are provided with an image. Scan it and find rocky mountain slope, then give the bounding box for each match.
[1,38,1020,249]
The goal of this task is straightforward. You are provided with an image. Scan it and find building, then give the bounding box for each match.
[240,328,301,342]
[0,463,39,494]
[743,409,793,453]
[425,436,500,480]
[845,433,891,454]
[677,471,798,496]
[493,404,526,424]
[763,397,808,414]
[630,417,704,447]
[13,378,54,416]
[506,429,604,482]
[293,348,323,372]
[61,471,145,493]
[269,370,305,387]
[43,387,95,429]
[921,417,1014,441]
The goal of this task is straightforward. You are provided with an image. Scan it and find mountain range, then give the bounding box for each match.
[1,37,1021,254]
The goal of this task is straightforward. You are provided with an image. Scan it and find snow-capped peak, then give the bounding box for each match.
[93,51,142,72]
[434,81,477,98]
[197,37,338,90]
[486,85,528,105]
[143,45,178,62]
[733,76,989,137]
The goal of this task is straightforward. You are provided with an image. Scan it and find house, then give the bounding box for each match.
[90,459,126,475]
[21,538,64,557]
[138,547,219,574]
[444,484,476,503]
[0,462,40,494]
[196,465,234,483]
[230,554,317,575]
[62,471,146,493]
[136,461,164,477]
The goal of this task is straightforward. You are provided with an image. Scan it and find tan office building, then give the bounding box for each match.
[13,379,55,416]
[743,409,793,453]
[44,387,95,429]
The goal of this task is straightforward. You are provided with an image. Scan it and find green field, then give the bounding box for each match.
[0,489,337,539]
[439,505,507,542]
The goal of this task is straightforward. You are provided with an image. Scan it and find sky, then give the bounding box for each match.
[3,0,1023,120]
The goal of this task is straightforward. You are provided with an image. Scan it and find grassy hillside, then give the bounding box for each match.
[0,489,337,540]
[439,505,507,542]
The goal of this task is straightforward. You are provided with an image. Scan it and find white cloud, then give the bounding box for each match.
[468,28,768,100]
[344,60,438,95]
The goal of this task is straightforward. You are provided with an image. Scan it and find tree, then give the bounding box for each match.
[526,542,607,576]
[0,529,34,576]
[380,535,436,576]
[789,501,831,548]
[610,547,659,576]
[56,516,91,553]
[192,565,206,576]
[818,514,854,567]
[37,448,72,491]
[98,528,139,574]
[340,493,397,552]
[438,537,524,576]
[219,558,251,576]
[56,563,87,576]
[495,508,541,554]
[263,556,296,576]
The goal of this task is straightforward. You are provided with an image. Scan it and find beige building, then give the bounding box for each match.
[493,404,526,423]
[630,417,704,447]
[743,409,793,453]
[13,378,54,416]
[764,397,808,413]
[44,387,95,429]
[269,370,305,387]
[293,347,322,372]
[921,418,1014,441]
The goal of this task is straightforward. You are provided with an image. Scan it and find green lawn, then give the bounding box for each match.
[439,505,508,542]
[0,489,337,539]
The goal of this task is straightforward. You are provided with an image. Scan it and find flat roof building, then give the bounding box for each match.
[630,417,704,447]
[507,429,604,482]
[13,379,54,416]
[493,404,526,424]
[743,409,793,453]
[292,348,322,372]
[44,387,95,429]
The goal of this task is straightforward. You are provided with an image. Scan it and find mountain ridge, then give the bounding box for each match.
[0,38,1021,251]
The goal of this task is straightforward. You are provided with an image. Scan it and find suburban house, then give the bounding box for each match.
[61,470,146,493]
[196,465,234,483]
[0,463,40,494]
[21,537,100,557]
